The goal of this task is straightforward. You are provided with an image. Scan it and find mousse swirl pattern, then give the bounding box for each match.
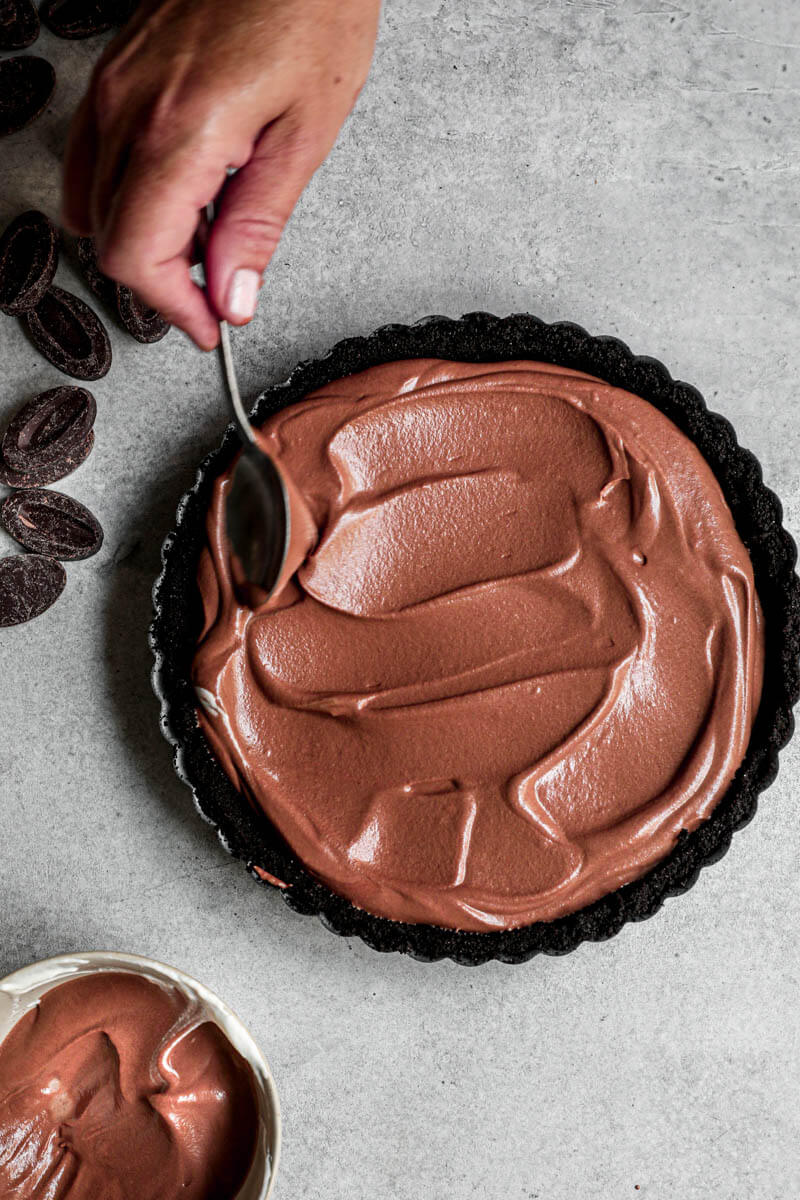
[193,359,764,931]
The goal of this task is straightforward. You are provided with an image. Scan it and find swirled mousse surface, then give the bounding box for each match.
[193,359,764,931]
[0,971,259,1199]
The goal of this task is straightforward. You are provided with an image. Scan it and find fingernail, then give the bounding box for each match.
[227,268,261,321]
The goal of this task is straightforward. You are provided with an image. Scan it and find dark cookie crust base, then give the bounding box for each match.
[150,314,800,964]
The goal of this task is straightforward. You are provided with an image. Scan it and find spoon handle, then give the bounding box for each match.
[204,202,256,448]
[218,321,257,447]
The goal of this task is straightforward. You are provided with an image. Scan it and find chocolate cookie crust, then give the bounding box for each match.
[150,314,800,963]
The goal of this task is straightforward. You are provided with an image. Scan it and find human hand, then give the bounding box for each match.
[61,0,380,349]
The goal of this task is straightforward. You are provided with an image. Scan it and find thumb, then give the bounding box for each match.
[206,117,321,325]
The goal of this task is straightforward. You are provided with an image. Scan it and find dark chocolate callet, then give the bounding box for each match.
[0,553,65,626]
[25,286,112,380]
[77,237,170,343]
[0,210,59,316]
[0,56,55,138]
[0,429,94,487]
[116,284,170,343]
[76,235,116,309]
[1,489,103,560]
[0,0,40,50]
[40,0,117,38]
[1,386,96,471]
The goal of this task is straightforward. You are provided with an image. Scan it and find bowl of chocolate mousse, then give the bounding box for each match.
[0,951,280,1198]
[151,313,800,964]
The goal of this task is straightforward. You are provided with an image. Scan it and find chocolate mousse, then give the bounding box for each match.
[0,971,259,1199]
[193,359,764,932]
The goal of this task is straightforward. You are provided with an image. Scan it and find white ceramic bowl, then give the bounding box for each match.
[0,951,281,1200]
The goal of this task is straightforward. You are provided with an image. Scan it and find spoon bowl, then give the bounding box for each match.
[226,444,290,594]
[206,202,291,599]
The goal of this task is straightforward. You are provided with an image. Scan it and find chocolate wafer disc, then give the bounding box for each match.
[0,430,94,487]
[1,489,103,560]
[0,57,55,138]
[25,286,111,380]
[0,210,59,316]
[41,0,116,39]
[0,554,65,626]
[116,284,170,343]
[0,0,40,51]
[1,386,96,472]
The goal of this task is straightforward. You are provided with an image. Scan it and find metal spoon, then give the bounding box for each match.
[205,204,290,598]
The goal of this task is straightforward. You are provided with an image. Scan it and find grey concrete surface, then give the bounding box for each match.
[1,2,799,1197]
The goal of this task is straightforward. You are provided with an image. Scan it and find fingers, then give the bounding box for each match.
[204,114,325,325]
[61,28,223,348]
[97,144,224,349]
[65,135,218,350]
[61,93,99,236]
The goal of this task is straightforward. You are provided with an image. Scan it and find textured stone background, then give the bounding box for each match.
[1,2,799,1197]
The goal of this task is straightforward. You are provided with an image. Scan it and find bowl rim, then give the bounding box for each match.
[0,949,281,1199]
[149,312,800,964]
